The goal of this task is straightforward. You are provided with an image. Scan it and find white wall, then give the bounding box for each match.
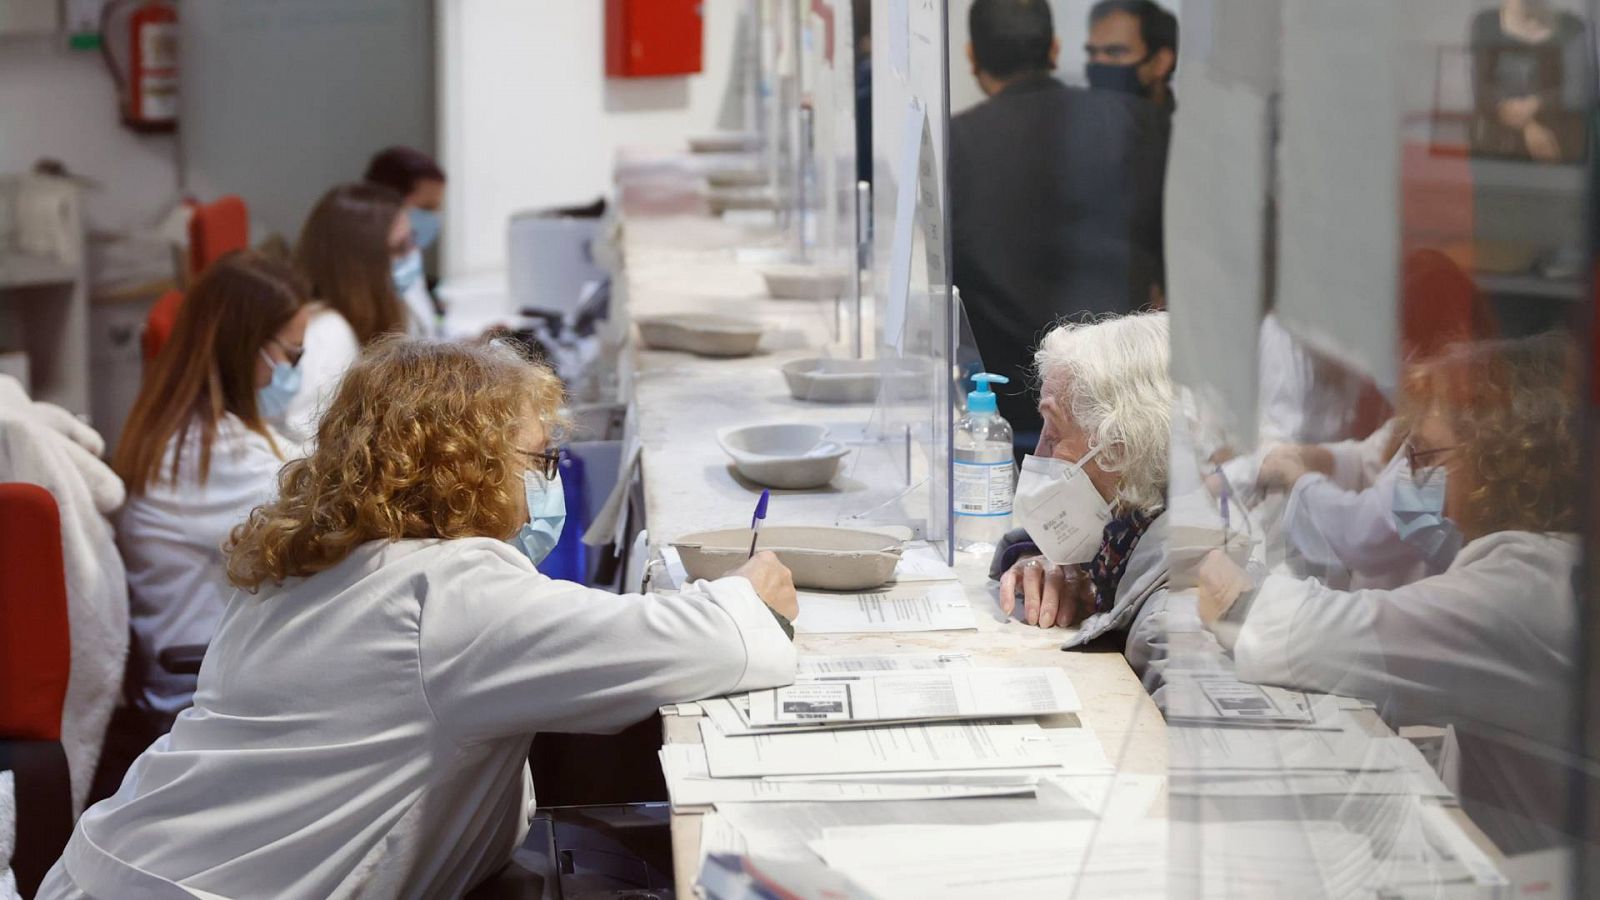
[0,39,178,232]
[180,0,434,243]
[441,0,746,276]
[948,0,1184,114]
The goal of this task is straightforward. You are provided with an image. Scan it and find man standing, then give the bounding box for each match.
[950,0,1171,447]
[1085,0,1180,114]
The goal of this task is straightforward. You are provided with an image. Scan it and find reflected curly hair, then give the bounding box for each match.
[226,338,566,591]
[1398,334,1579,541]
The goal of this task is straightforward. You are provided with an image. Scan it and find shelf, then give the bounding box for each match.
[0,251,78,290]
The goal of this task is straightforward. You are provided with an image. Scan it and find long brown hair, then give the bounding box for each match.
[226,339,567,591]
[114,251,308,495]
[295,183,408,345]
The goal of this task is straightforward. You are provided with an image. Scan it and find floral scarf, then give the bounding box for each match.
[1088,510,1156,614]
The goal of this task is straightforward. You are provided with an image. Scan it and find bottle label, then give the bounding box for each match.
[953,461,1015,517]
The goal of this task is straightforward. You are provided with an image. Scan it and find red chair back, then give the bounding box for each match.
[142,287,187,365]
[187,194,249,276]
[0,483,71,741]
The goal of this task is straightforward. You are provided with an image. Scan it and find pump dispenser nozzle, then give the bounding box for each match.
[967,372,1010,416]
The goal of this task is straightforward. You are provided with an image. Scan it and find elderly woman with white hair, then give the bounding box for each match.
[996,312,1175,672]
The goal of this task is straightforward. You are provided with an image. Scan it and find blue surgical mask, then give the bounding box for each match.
[511,469,567,566]
[256,349,302,420]
[408,207,441,251]
[1392,463,1463,567]
[392,249,425,295]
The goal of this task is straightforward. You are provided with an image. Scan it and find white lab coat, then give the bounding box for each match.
[39,538,795,899]
[402,277,440,338]
[118,415,296,716]
[278,309,360,444]
[1257,314,1373,446]
[1230,530,1579,852]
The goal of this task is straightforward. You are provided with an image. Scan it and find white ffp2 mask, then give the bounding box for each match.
[1013,450,1112,566]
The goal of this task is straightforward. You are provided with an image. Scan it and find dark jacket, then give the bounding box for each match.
[950,75,1170,437]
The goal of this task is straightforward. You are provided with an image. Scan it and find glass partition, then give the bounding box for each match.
[1160,0,1596,895]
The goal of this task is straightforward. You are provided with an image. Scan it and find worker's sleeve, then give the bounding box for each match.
[1280,467,1419,575]
[1230,556,1557,730]
[419,542,797,742]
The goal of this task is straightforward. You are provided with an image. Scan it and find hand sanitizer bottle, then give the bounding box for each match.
[954,373,1016,554]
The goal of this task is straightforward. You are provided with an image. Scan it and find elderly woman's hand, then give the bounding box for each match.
[1000,556,1094,629]
[1196,549,1253,627]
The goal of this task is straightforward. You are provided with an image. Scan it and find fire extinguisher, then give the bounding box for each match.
[100,0,179,133]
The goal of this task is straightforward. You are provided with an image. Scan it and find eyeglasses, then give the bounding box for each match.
[267,338,305,367]
[521,448,563,481]
[1403,441,1457,483]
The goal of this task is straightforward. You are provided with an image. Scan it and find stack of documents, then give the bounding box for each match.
[661,653,1112,809]
[1162,673,1456,802]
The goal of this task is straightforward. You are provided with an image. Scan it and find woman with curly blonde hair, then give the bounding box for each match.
[1197,333,1581,853]
[41,339,799,900]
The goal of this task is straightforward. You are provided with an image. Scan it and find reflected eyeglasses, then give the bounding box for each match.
[1403,442,1457,482]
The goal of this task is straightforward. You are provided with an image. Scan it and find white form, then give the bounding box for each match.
[797,651,973,675]
[1171,737,1453,799]
[761,727,1113,783]
[698,718,1060,778]
[744,668,1081,727]
[657,744,1035,807]
[890,545,960,583]
[1168,717,1405,772]
[808,821,1169,900]
[710,792,1095,864]
[1163,672,1340,730]
[792,581,976,634]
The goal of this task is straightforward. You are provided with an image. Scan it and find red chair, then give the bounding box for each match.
[0,483,75,897]
[187,194,249,277]
[142,195,250,364]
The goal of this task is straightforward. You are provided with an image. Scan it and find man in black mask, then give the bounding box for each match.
[1085,0,1179,113]
[950,0,1169,451]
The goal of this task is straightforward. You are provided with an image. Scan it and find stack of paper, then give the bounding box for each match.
[661,653,1111,811]
[740,667,1081,730]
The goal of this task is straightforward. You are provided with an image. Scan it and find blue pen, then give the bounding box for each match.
[747,490,771,558]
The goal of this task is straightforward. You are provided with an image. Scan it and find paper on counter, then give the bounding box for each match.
[1169,716,1406,772]
[797,652,973,676]
[1044,773,1166,822]
[745,668,1081,727]
[763,726,1113,783]
[1162,673,1335,729]
[793,581,977,634]
[658,745,1035,807]
[808,821,1169,900]
[711,791,1095,864]
[1171,737,1452,799]
[890,545,960,583]
[698,718,1060,778]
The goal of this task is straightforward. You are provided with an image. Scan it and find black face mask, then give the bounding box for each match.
[1086,61,1150,98]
